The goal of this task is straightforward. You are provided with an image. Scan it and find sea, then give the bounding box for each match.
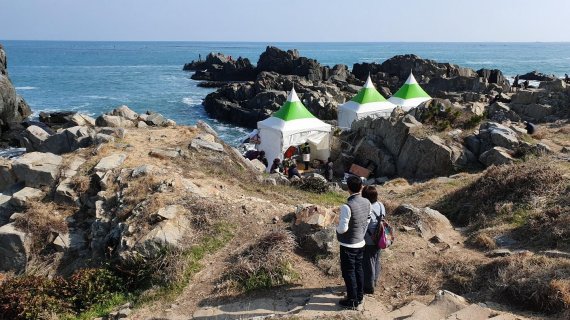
[2,41,570,145]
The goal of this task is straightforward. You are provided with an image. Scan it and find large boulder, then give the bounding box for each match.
[40,126,95,154]
[478,122,520,152]
[10,187,45,207]
[397,135,471,180]
[0,223,29,273]
[19,125,51,152]
[13,152,63,188]
[135,208,192,256]
[95,114,134,128]
[393,204,453,240]
[111,105,138,121]
[256,46,326,81]
[291,204,338,255]
[0,160,16,192]
[0,44,32,128]
[479,147,516,167]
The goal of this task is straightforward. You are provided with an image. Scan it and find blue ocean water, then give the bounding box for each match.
[3,41,570,145]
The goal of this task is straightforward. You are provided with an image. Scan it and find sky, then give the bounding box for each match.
[0,0,569,42]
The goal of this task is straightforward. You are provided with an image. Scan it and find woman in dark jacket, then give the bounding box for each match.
[361,185,385,294]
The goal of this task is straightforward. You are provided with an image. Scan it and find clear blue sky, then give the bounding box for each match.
[1,0,569,42]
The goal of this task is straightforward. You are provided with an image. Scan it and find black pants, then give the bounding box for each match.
[363,245,381,291]
[304,161,310,170]
[340,246,365,301]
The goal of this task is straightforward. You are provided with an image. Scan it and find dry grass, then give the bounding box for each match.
[468,233,498,250]
[223,230,298,292]
[184,198,225,229]
[484,255,570,314]
[435,159,568,228]
[69,175,91,194]
[14,202,70,254]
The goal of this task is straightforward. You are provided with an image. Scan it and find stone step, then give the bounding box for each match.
[444,303,494,320]
[385,300,427,320]
[191,296,307,319]
[404,290,470,320]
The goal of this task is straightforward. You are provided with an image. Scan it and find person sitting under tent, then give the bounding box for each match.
[270,158,282,174]
[301,142,311,170]
[244,150,268,167]
[288,163,301,180]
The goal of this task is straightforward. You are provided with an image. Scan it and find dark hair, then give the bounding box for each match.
[273,158,280,164]
[362,186,378,203]
[346,176,362,193]
[259,151,265,157]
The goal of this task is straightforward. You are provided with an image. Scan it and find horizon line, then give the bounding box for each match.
[2,39,570,44]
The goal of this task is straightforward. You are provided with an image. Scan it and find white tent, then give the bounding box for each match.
[257,88,332,171]
[338,75,395,130]
[388,71,432,111]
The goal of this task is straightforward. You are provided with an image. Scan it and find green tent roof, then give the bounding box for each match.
[392,72,431,99]
[272,88,317,121]
[351,75,388,104]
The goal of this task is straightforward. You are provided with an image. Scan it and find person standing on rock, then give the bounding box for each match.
[301,142,311,170]
[362,186,385,295]
[336,176,370,309]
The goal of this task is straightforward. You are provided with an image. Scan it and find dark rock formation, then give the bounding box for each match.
[203,71,348,128]
[0,44,32,141]
[184,52,256,81]
[519,70,557,82]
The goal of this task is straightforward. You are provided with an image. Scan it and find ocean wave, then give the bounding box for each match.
[15,86,38,90]
[182,97,202,106]
[465,61,496,65]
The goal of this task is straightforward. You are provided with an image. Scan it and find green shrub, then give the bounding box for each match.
[0,275,71,320]
[0,268,125,320]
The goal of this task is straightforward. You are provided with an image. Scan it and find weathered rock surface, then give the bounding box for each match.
[292,204,338,255]
[94,153,127,172]
[0,223,29,273]
[0,44,32,134]
[10,187,45,207]
[13,152,63,188]
[479,147,516,166]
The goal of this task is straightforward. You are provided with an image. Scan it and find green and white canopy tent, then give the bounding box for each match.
[338,75,395,130]
[388,71,432,111]
[257,88,332,170]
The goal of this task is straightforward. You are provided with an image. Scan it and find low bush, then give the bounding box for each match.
[0,268,125,320]
[435,161,567,228]
[224,230,298,291]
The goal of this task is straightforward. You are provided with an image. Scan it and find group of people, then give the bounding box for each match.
[336,176,386,309]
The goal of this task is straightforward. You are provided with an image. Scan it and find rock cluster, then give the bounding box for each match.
[18,105,176,155]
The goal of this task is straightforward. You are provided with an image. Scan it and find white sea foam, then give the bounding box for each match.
[15,86,37,90]
[182,97,202,106]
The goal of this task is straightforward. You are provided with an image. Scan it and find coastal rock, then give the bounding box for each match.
[519,70,557,82]
[19,125,51,152]
[0,160,17,192]
[396,135,469,179]
[94,153,127,172]
[111,105,138,121]
[479,147,516,167]
[488,102,521,122]
[13,152,63,188]
[0,45,32,128]
[10,187,45,207]
[0,223,29,273]
[190,137,224,152]
[184,52,256,81]
[68,113,96,127]
[538,79,567,92]
[39,111,75,126]
[145,112,168,126]
[40,126,95,154]
[292,204,338,255]
[95,114,134,128]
